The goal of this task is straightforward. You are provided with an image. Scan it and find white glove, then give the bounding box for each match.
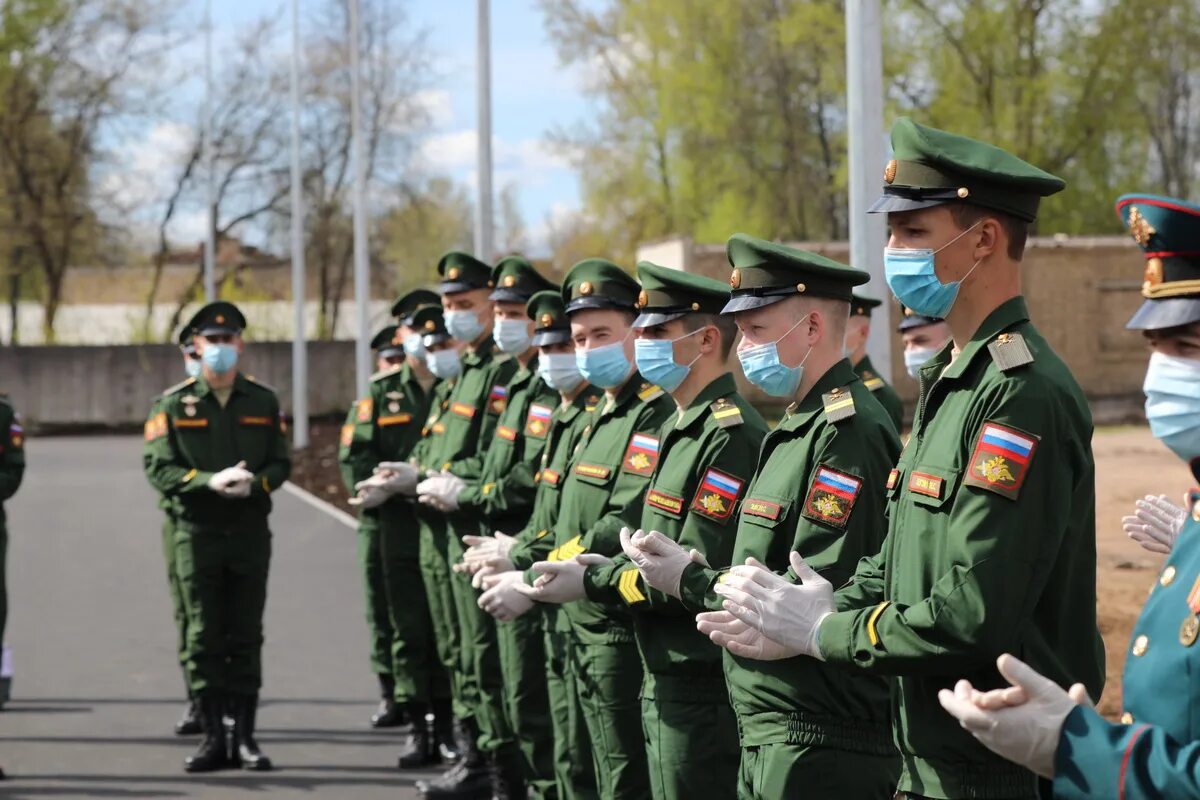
[374,461,421,496]
[696,609,803,661]
[417,472,467,512]
[458,533,517,575]
[348,485,389,509]
[619,528,710,599]
[478,571,535,622]
[937,654,1090,779]
[1123,494,1187,555]
[208,461,253,498]
[516,554,613,605]
[714,552,833,660]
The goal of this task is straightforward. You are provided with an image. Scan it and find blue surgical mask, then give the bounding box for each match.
[737,315,812,398]
[426,347,462,380]
[634,327,704,393]
[185,358,202,379]
[883,222,981,318]
[1144,351,1200,463]
[202,343,238,375]
[494,318,533,354]
[577,334,633,389]
[538,352,584,392]
[445,309,485,343]
[904,346,940,378]
[403,332,426,358]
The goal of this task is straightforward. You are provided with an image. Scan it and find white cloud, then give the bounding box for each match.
[166,209,209,246]
[527,201,585,256]
[99,120,197,213]
[413,89,454,128]
[418,130,571,187]
[418,129,479,171]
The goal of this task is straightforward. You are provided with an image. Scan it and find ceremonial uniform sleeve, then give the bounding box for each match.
[144,397,215,495]
[1053,705,1200,799]
[250,393,291,496]
[586,428,756,615]
[833,538,890,612]
[818,377,1086,675]
[460,445,542,518]
[446,359,519,480]
[578,400,675,557]
[338,396,379,493]
[0,403,25,502]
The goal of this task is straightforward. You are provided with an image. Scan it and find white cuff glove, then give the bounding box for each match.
[938,654,1089,778]
[714,552,833,660]
[374,461,421,496]
[417,472,467,512]
[348,485,389,509]
[1123,493,1187,555]
[459,533,517,575]
[619,527,709,599]
[208,461,253,498]
[516,554,612,605]
[478,571,535,621]
[696,609,804,661]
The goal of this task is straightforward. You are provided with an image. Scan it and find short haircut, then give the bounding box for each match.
[797,295,849,347]
[682,313,738,359]
[949,202,1028,260]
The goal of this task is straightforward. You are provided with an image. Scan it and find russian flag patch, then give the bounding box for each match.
[525,403,553,438]
[802,465,863,529]
[488,385,508,414]
[690,468,744,521]
[964,421,1039,500]
[621,432,660,476]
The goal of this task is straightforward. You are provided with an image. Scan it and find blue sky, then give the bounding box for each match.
[138,0,596,253]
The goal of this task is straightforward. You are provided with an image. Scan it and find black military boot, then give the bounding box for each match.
[397,702,438,768]
[416,718,491,799]
[433,697,460,764]
[183,693,230,773]
[371,674,407,728]
[230,694,273,771]
[174,696,202,736]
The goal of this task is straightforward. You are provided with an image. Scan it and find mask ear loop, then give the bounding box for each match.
[671,324,710,370]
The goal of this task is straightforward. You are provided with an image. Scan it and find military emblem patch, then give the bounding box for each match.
[525,403,552,438]
[496,425,517,441]
[488,385,508,414]
[356,398,373,422]
[621,433,660,476]
[690,468,744,522]
[963,421,1039,500]
[340,423,354,447]
[143,414,166,442]
[647,489,684,515]
[802,466,863,529]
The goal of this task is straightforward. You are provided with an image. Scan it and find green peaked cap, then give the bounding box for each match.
[490,255,558,303]
[391,288,441,324]
[191,301,247,336]
[437,251,492,294]
[851,293,883,318]
[633,260,731,327]
[527,289,571,347]
[722,233,868,313]
[410,305,449,346]
[561,258,639,315]
[871,117,1065,223]
[370,324,402,354]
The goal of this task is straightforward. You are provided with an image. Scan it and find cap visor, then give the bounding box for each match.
[531,330,571,347]
[489,288,532,303]
[439,281,479,295]
[565,297,632,315]
[720,294,788,314]
[633,310,687,328]
[422,333,452,347]
[376,346,405,359]
[197,325,239,336]
[1126,297,1200,331]
[867,194,946,215]
[897,316,942,332]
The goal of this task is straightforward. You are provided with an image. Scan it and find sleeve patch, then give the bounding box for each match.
[488,385,508,414]
[690,468,744,521]
[451,402,476,419]
[621,432,660,476]
[144,413,167,442]
[496,425,518,441]
[525,403,553,438]
[618,568,647,606]
[340,424,355,447]
[886,469,899,490]
[356,398,373,422]
[801,465,863,529]
[962,421,1039,500]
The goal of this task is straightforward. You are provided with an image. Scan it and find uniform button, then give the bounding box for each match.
[1120,712,1134,724]
[1162,565,1177,586]
[1132,634,1150,657]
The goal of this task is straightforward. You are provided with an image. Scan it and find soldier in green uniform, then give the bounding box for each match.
[846,293,905,429]
[624,237,902,798]
[897,305,950,378]
[471,289,602,800]
[691,120,1105,800]
[144,323,204,735]
[144,301,290,773]
[529,262,769,799]
[0,374,25,723]
[342,299,457,768]
[513,259,673,800]
[416,257,558,798]
[937,193,1200,799]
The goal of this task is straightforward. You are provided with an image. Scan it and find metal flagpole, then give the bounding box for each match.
[289,0,309,449]
[349,0,370,398]
[203,0,216,301]
[474,0,493,260]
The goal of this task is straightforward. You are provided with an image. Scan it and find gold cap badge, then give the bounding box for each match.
[636,290,648,309]
[729,269,741,289]
[1128,206,1157,246]
[424,320,435,331]
[1144,257,1164,290]
[448,266,461,280]
[503,274,517,287]
[540,313,553,327]
[884,159,897,184]
[215,314,226,324]
[579,281,593,296]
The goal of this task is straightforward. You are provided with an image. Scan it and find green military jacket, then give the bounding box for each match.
[547,372,674,645]
[457,357,559,533]
[0,396,25,523]
[144,373,291,530]
[819,297,1105,799]
[339,362,435,549]
[674,359,900,753]
[855,354,905,431]
[583,373,767,691]
[143,396,172,515]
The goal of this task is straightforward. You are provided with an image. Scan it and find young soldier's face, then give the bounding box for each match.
[1146,322,1200,360]
[887,206,983,284]
[902,322,951,353]
[571,308,633,360]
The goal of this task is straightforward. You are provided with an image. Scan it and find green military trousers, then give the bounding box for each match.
[572,640,649,800]
[174,524,271,695]
[161,517,190,689]
[356,517,395,679]
[417,513,467,718]
[736,743,899,800]
[0,522,7,646]
[642,674,739,800]
[379,513,449,704]
[544,622,598,800]
[498,607,554,798]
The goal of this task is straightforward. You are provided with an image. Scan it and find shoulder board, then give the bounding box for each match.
[988,332,1034,372]
[162,377,197,396]
[371,365,402,382]
[710,398,744,428]
[243,375,277,393]
[584,393,601,412]
[822,387,857,423]
[861,371,886,392]
[638,383,665,403]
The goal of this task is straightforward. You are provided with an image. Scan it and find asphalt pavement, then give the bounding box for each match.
[1,435,438,798]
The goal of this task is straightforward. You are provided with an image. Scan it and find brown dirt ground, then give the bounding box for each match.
[288,419,1194,719]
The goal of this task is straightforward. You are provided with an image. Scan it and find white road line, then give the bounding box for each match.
[281,481,358,529]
